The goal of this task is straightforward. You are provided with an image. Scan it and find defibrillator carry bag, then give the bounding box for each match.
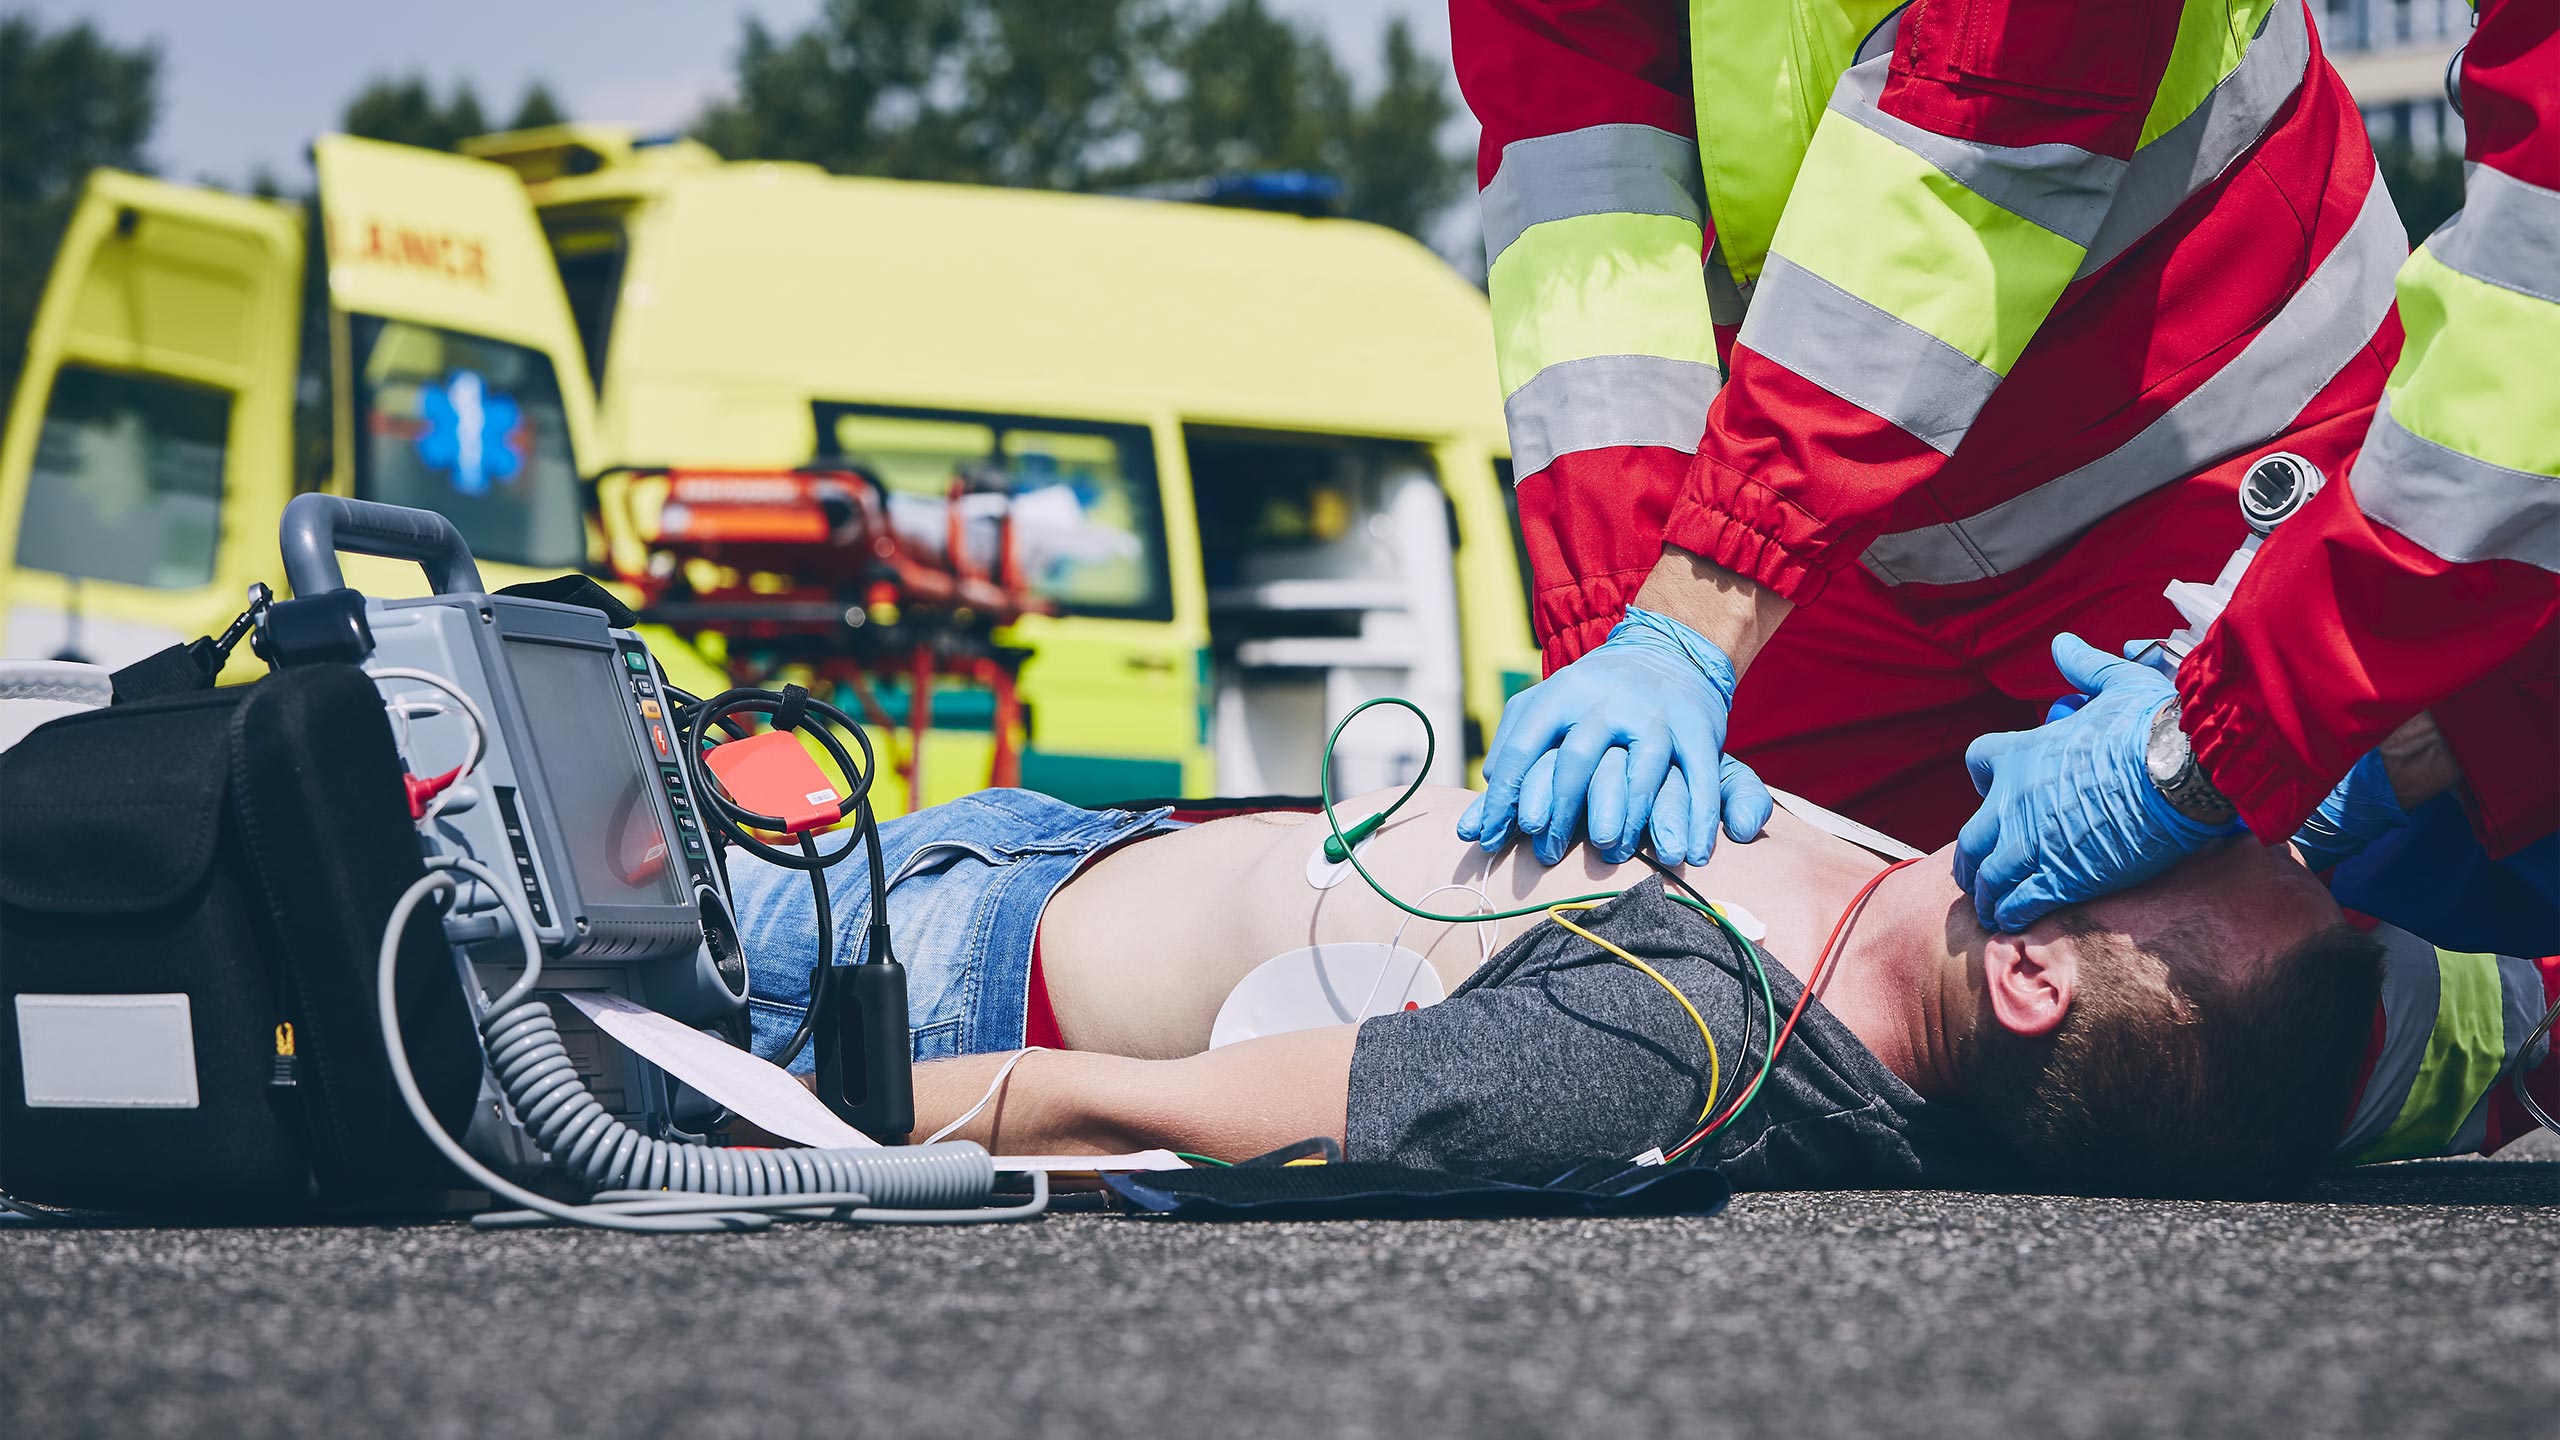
[0,663,481,1217]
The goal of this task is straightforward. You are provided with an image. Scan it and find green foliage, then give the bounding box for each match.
[694,0,1159,189]
[340,74,567,152]
[1339,20,1462,240]
[508,82,568,133]
[0,14,160,399]
[2373,138,2465,245]
[342,74,488,152]
[693,0,1464,242]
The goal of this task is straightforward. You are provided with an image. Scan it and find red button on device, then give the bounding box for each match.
[650,723,670,757]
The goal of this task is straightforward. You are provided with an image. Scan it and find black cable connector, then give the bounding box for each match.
[679,685,913,1142]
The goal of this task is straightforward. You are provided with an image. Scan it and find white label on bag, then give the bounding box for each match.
[16,993,200,1108]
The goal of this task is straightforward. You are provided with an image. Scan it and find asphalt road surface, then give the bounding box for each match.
[5,1135,2554,1439]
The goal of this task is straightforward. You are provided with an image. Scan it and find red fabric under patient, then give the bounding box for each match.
[1024,933,1064,1050]
[1022,817,1224,1050]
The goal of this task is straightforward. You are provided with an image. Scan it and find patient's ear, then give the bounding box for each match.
[1983,930,2077,1039]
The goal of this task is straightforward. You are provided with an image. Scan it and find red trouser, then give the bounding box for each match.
[1726,403,2379,851]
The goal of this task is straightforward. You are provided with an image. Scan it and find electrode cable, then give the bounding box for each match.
[1665,856,1919,1164]
[1317,697,1781,1154]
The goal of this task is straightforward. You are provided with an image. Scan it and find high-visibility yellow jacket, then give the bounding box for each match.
[2180,0,2560,849]
[1458,0,2403,667]
[2339,931,2554,1165]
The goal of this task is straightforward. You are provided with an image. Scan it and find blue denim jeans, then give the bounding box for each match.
[727,789,1181,1072]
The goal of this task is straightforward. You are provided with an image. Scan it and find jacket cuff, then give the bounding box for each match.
[1533,568,1654,671]
[1662,457,1831,605]
[2176,662,2333,843]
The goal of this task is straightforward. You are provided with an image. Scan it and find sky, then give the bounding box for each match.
[35,2,1467,226]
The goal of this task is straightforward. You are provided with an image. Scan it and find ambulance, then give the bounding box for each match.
[0,128,1535,805]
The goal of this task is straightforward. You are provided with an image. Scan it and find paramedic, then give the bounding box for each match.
[1450,0,2406,870]
[1956,0,2560,932]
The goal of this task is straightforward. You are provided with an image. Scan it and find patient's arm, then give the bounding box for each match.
[913,1025,1358,1160]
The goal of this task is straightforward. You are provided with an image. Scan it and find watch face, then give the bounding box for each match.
[2144,701,2190,785]
[2242,452,2325,535]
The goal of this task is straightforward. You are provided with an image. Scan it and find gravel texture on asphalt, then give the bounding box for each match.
[4,1134,2554,1439]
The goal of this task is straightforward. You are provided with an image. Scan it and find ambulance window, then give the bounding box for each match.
[548,223,627,386]
[14,365,227,589]
[347,315,585,570]
[818,404,1173,622]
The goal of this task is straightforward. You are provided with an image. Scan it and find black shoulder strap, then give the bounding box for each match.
[496,574,640,628]
[109,641,221,704]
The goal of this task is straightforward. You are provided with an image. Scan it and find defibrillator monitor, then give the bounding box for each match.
[275,495,744,1021]
[393,598,733,976]
[501,629,686,911]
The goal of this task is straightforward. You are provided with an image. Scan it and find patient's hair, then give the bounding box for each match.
[1961,914,2384,1198]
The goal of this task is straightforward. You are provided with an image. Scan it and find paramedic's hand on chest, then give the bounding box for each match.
[1459,547,1785,866]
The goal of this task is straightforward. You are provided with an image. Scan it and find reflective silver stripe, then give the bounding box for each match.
[2449,1084,2494,1158]
[1738,253,2001,457]
[1480,124,1706,265]
[2078,0,2308,279]
[2423,164,2560,305]
[2500,955,2550,1072]
[1503,354,1722,476]
[2356,400,2560,571]
[2336,924,2442,1158]
[1706,241,1751,328]
[1830,60,2125,249]
[1861,174,2402,586]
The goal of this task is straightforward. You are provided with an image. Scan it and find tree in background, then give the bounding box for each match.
[694,0,1158,191]
[340,74,568,152]
[694,0,1464,244]
[1334,20,1461,241]
[2375,138,2465,246]
[0,15,159,401]
[1139,4,1457,238]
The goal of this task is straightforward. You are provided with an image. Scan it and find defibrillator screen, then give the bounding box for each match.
[504,638,682,908]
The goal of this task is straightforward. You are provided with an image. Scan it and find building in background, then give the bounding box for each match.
[2321,0,2469,150]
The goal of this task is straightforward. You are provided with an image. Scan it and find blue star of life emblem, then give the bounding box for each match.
[416,369,523,496]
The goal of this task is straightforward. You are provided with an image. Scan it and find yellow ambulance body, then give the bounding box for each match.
[481,126,1533,808]
[0,137,728,711]
[0,127,1535,803]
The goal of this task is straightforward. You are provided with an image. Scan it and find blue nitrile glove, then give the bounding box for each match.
[1954,633,2240,932]
[2044,639,2177,721]
[2290,749,2407,874]
[1456,605,1773,866]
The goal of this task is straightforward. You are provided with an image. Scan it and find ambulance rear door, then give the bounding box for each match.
[0,171,302,673]
[311,134,601,597]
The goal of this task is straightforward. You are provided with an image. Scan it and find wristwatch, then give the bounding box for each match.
[2145,699,2239,828]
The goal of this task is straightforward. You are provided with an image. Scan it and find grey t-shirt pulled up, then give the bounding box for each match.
[1345,879,2011,1191]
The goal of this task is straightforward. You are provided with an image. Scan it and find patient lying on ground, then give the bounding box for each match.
[728,786,2383,1197]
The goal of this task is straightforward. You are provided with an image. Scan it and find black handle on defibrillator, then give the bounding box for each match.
[280,494,487,599]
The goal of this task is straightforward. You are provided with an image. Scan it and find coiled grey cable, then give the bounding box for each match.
[378,854,1046,1232]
